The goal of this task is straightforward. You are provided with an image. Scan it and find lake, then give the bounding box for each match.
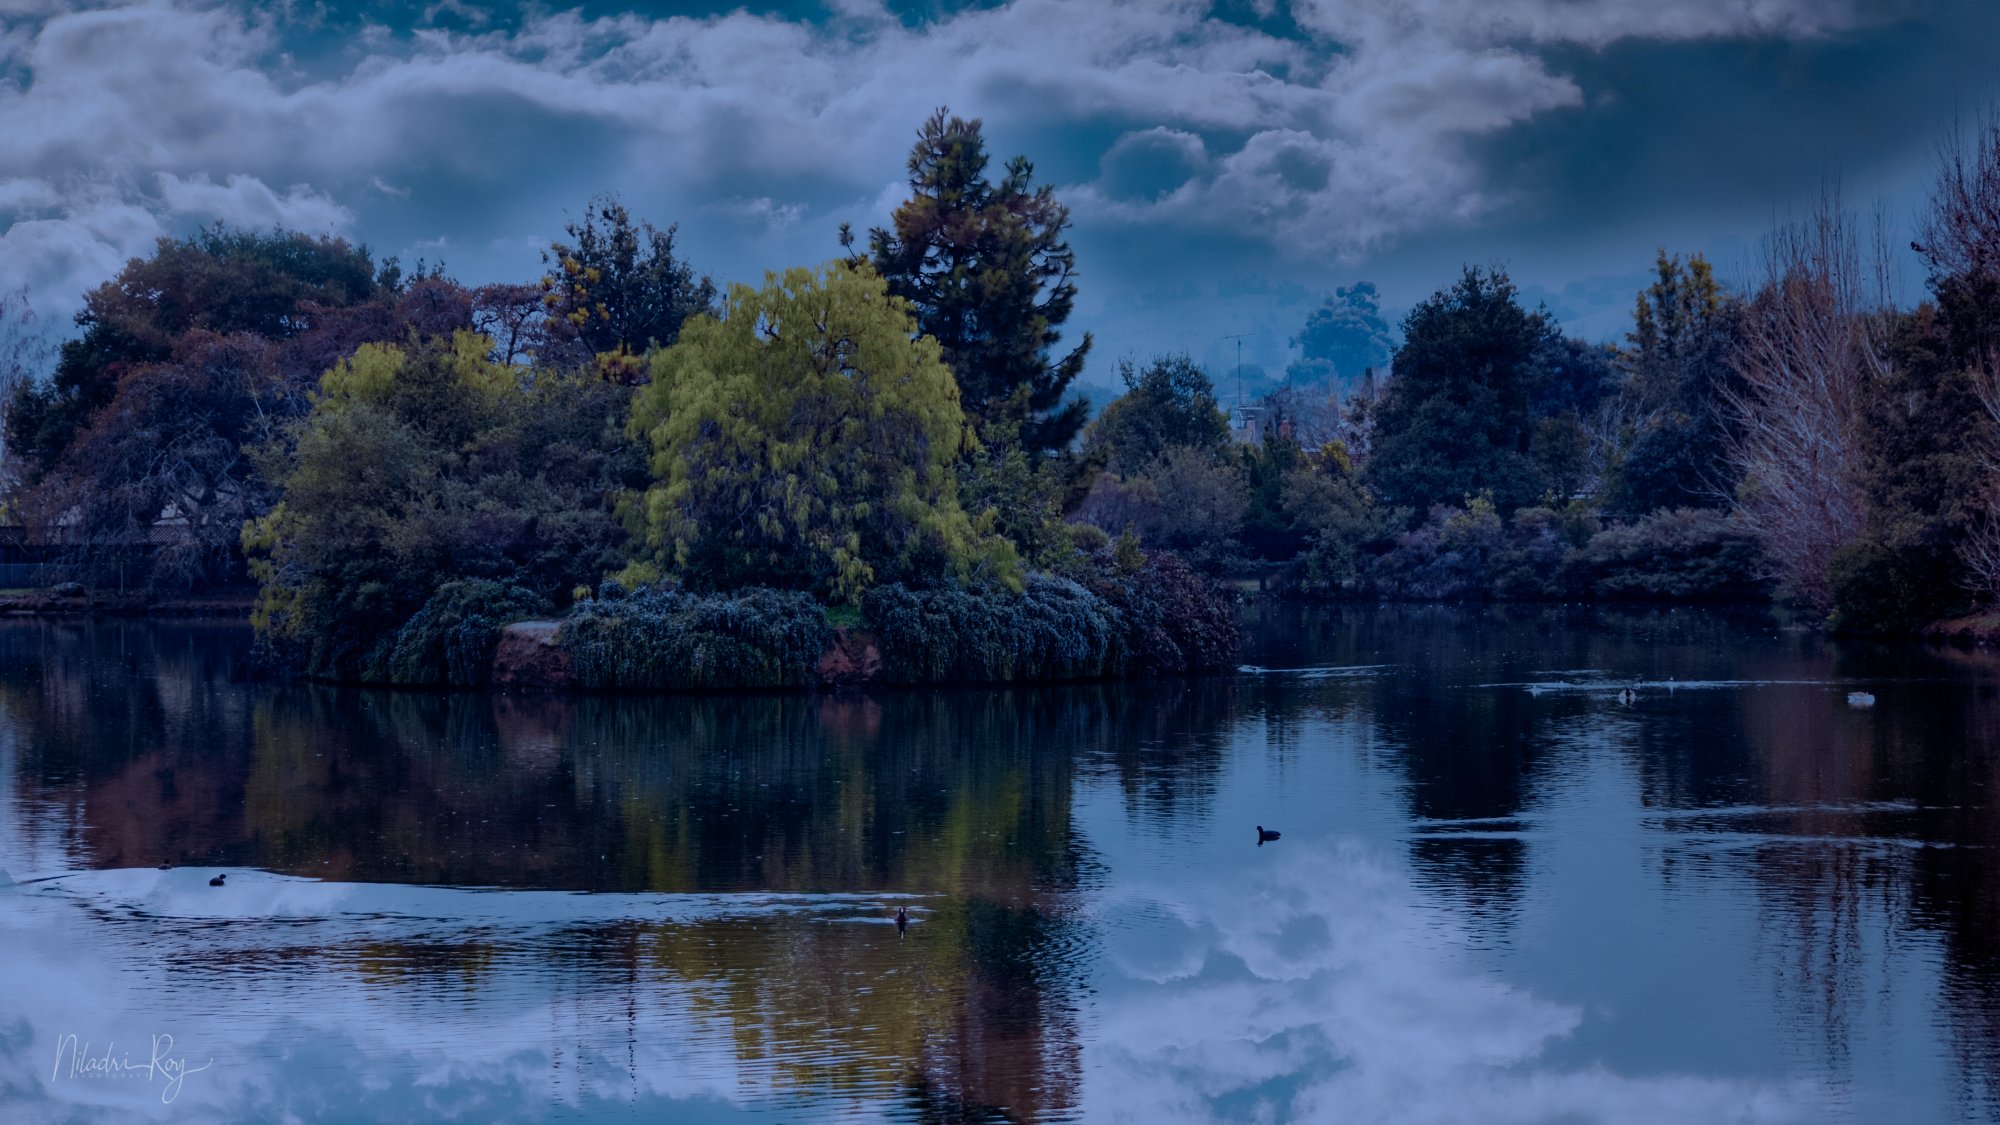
[2,605,1998,1123]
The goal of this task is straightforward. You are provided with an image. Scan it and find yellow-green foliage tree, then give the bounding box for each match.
[625,263,1018,603]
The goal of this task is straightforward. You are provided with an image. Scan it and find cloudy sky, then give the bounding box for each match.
[2,0,1997,392]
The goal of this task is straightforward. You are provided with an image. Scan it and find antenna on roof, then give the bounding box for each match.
[1219,333,1250,414]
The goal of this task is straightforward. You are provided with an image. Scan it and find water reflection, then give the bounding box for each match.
[6,610,2000,1120]
[0,622,1245,1121]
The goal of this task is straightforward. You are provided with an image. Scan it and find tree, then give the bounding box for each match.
[626,263,1018,603]
[850,108,1092,454]
[1256,384,1342,450]
[1829,305,1987,631]
[1288,282,1394,389]
[1724,195,1883,614]
[955,414,1076,570]
[0,229,496,590]
[1366,267,1551,515]
[1603,250,1744,515]
[538,196,718,376]
[1083,355,1228,476]
[245,331,639,676]
[1527,333,1615,504]
[0,288,50,481]
[1280,448,1378,590]
[1917,112,2000,605]
[6,226,380,480]
[1144,445,1249,565]
[471,283,547,366]
[29,331,287,589]
[1240,429,1306,558]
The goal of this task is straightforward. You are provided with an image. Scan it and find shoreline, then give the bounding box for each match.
[8,594,1998,677]
[0,591,257,617]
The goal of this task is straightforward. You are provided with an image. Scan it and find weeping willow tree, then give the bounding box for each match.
[623,262,1019,604]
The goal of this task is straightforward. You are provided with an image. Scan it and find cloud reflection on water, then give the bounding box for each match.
[0,871,821,1122]
[1083,839,1820,1124]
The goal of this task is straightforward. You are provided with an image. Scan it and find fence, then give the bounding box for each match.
[0,563,79,589]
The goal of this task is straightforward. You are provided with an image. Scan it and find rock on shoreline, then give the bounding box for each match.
[491,621,576,689]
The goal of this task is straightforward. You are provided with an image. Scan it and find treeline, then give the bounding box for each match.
[0,109,1237,685]
[1072,262,1766,606]
[1077,117,2000,634]
[7,107,1998,665]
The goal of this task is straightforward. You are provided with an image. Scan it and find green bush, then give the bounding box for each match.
[359,579,549,686]
[560,585,832,690]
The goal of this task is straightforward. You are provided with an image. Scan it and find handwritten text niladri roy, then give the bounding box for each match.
[51,1033,212,1104]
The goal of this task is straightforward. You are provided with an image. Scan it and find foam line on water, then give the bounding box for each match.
[1237,663,1391,678]
[23,867,934,926]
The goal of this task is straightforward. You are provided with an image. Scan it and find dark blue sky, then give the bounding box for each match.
[2,0,1996,391]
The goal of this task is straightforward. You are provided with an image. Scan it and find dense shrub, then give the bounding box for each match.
[1342,501,1763,604]
[1072,447,1249,573]
[560,584,832,690]
[860,550,1237,684]
[360,580,548,686]
[1083,550,1240,675]
[1488,506,1591,600]
[863,574,1124,684]
[1367,499,1506,600]
[1575,508,1767,601]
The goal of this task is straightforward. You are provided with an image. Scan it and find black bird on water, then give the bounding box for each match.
[157,863,172,871]
[208,873,226,887]
[1257,825,1282,845]
[895,906,909,935]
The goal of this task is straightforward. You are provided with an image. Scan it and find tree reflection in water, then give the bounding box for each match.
[0,620,1237,1121]
[12,612,2000,1121]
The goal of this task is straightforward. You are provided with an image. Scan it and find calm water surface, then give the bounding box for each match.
[3,606,1999,1122]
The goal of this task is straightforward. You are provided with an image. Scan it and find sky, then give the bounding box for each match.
[1,0,1997,395]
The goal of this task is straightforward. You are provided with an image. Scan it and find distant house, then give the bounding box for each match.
[1228,401,1264,445]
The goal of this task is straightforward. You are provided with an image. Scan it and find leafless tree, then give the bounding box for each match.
[1723,190,1890,612]
[1917,112,2000,284]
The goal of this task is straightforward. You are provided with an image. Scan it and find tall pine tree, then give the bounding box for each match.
[847,108,1091,455]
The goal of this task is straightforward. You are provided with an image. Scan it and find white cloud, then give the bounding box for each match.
[154,173,353,232]
[0,199,164,321]
[0,178,59,213]
[0,0,1898,325]
[710,195,808,233]
[1290,0,1883,51]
